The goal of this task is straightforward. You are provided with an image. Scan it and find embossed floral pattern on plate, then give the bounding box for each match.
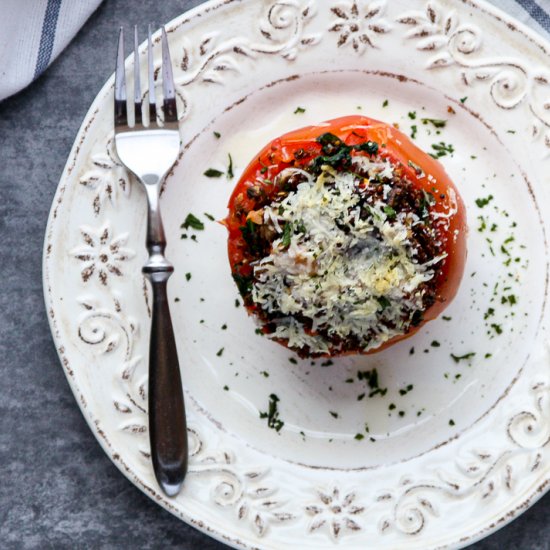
[44,1,550,549]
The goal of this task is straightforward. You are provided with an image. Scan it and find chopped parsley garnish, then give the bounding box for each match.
[383,206,396,219]
[357,368,388,397]
[484,307,495,320]
[185,272,191,281]
[357,140,380,155]
[408,111,417,120]
[431,340,440,347]
[223,385,229,391]
[204,168,224,178]
[213,131,221,139]
[486,237,495,256]
[204,212,215,221]
[329,411,339,419]
[310,133,379,174]
[354,433,364,440]
[376,296,391,310]
[182,213,204,230]
[475,195,494,208]
[411,124,418,139]
[399,384,414,396]
[449,419,455,426]
[227,154,234,179]
[216,347,224,357]
[460,96,468,103]
[422,118,447,128]
[281,221,293,248]
[221,324,227,330]
[317,133,343,153]
[232,273,252,296]
[430,141,454,158]
[477,216,487,232]
[294,106,306,114]
[289,357,298,364]
[450,352,476,363]
[259,394,284,432]
[382,99,389,107]
[490,323,503,335]
[258,157,269,173]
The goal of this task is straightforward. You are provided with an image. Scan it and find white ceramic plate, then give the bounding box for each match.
[44,0,550,548]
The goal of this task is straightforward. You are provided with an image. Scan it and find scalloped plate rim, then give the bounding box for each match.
[42,0,550,548]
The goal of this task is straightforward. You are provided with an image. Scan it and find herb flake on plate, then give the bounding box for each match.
[204,168,224,178]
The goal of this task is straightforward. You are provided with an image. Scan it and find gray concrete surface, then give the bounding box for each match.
[0,0,547,548]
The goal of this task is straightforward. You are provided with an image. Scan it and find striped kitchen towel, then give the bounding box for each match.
[492,0,550,36]
[1,0,550,102]
[0,0,101,101]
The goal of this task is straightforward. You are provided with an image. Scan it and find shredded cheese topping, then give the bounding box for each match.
[251,160,447,354]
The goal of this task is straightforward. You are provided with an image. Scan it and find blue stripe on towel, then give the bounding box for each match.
[34,0,63,78]
[514,0,550,31]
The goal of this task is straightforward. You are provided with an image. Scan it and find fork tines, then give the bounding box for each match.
[114,25,178,129]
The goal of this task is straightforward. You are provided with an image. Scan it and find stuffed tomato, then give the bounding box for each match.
[225,116,467,358]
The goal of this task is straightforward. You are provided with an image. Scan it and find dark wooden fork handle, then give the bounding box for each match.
[144,267,188,497]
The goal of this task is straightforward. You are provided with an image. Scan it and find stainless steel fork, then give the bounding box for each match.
[114,25,187,497]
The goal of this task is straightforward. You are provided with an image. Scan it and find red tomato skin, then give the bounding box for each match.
[226,116,467,355]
